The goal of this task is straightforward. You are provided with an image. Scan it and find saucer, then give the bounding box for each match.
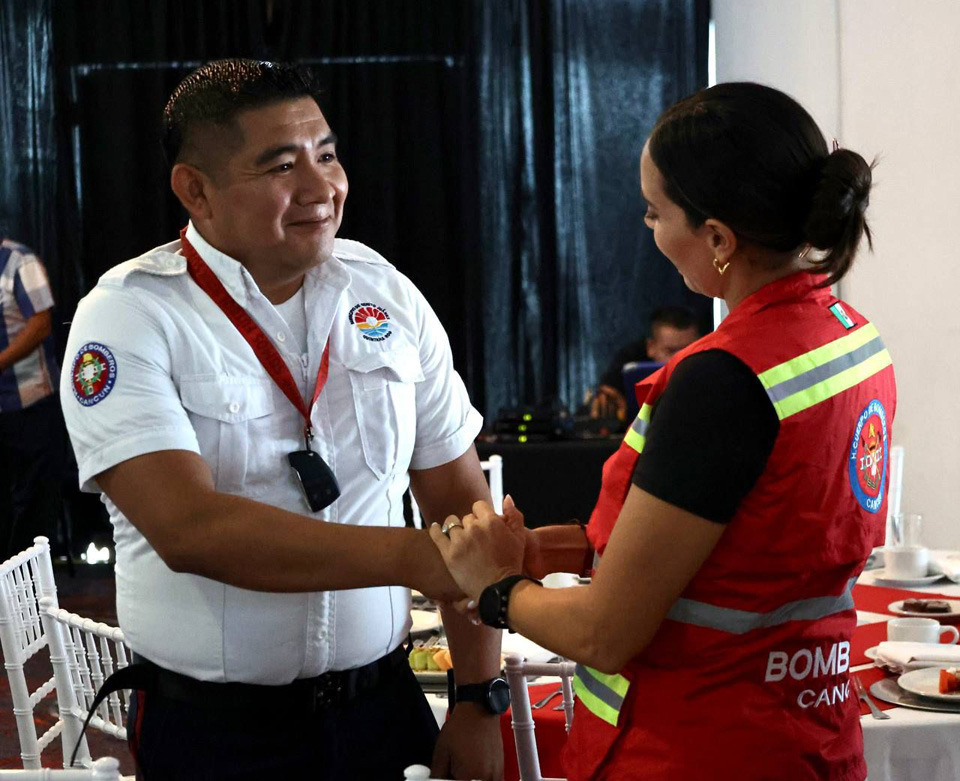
[888,599,960,619]
[871,569,945,588]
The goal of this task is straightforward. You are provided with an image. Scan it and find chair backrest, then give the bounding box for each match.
[0,536,76,769]
[38,597,131,756]
[0,756,122,780]
[408,454,504,529]
[503,653,575,781]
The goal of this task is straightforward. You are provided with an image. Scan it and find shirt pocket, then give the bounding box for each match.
[179,374,276,495]
[345,346,424,480]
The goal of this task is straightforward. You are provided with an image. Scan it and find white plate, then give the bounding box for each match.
[897,667,960,702]
[871,569,945,587]
[410,609,441,636]
[888,598,960,619]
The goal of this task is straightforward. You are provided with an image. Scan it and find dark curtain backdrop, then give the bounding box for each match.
[473,0,710,416]
[3,0,709,420]
[0,0,58,275]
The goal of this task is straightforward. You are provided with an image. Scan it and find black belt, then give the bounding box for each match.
[71,645,408,765]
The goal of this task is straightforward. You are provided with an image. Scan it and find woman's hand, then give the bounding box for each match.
[429,500,525,602]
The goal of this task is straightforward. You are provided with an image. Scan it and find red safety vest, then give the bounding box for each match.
[565,272,896,781]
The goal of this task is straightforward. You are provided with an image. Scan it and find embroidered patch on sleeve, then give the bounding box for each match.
[848,399,887,514]
[71,343,118,406]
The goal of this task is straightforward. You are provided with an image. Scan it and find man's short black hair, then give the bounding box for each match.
[649,305,698,335]
[162,59,322,169]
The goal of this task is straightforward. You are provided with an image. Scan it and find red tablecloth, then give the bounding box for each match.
[500,682,567,781]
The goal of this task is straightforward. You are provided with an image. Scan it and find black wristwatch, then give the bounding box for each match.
[478,574,541,630]
[455,677,511,715]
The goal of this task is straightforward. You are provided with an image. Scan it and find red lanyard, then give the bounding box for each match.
[180,227,329,445]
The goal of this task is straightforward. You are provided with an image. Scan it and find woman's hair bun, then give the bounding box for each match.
[803,149,874,285]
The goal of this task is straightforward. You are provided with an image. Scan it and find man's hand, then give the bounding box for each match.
[429,501,525,601]
[432,702,504,781]
[501,495,544,580]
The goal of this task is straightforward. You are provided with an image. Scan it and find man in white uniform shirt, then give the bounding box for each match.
[61,60,504,780]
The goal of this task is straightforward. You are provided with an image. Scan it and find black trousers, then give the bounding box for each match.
[0,394,64,559]
[127,659,440,780]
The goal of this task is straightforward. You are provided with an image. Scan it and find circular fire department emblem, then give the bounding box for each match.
[848,399,887,514]
[71,343,118,406]
[348,302,393,342]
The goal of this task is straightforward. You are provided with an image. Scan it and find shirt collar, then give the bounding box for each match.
[182,221,257,307]
[182,221,353,308]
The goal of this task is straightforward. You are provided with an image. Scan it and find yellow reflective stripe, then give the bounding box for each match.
[771,348,892,420]
[572,665,630,727]
[757,323,880,388]
[623,404,652,453]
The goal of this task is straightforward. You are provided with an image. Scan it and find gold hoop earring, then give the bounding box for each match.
[798,244,812,260]
[713,257,730,276]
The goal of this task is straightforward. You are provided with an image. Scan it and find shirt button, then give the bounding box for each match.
[228,402,241,413]
[277,332,286,342]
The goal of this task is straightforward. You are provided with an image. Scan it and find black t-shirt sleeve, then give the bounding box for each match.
[631,349,780,523]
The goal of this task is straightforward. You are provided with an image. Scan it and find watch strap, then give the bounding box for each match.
[478,574,540,630]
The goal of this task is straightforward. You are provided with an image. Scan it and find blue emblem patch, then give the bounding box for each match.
[71,343,118,406]
[848,399,887,514]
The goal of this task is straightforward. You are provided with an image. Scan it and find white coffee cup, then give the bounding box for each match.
[888,617,960,644]
[883,545,930,579]
[542,572,580,589]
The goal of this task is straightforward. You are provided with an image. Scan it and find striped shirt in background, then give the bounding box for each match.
[0,240,60,411]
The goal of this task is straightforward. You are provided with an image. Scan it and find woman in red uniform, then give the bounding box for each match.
[432,82,895,781]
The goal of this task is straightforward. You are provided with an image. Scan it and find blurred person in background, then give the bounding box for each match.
[0,238,62,560]
[586,305,700,424]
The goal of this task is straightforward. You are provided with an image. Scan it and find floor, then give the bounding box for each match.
[0,561,136,774]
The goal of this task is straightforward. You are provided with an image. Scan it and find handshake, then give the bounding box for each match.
[422,495,542,617]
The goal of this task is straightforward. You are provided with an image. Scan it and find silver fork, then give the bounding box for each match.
[531,687,563,709]
[854,676,890,720]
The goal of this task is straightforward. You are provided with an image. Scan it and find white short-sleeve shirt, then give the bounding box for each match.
[60,223,482,684]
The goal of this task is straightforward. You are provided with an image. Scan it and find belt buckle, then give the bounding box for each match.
[314,672,343,709]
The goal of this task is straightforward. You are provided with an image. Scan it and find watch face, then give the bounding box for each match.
[478,584,503,628]
[488,678,511,714]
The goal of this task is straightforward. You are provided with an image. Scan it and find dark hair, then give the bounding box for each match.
[649,305,697,334]
[162,59,322,169]
[648,82,873,286]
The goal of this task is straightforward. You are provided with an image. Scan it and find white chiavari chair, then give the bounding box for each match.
[0,756,122,779]
[0,536,89,769]
[408,454,504,528]
[37,598,131,768]
[503,653,576,781]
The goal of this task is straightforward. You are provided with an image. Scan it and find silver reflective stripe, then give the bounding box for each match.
[631,416,649,438]
[666,577,857,635]
[765,336,886,404]
[574,664,626,711]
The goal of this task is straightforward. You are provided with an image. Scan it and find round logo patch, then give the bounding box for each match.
[71,343,118,406]
[848,399,887,513]
[348,302,393,342]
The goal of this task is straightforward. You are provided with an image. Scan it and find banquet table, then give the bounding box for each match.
[424,567,960,781]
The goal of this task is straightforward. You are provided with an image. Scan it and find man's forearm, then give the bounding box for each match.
[0,310,51,372]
